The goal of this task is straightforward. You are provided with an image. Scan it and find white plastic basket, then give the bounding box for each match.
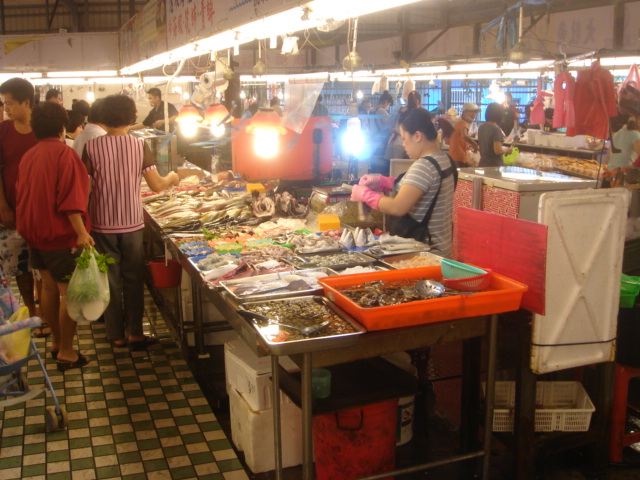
[490,381,595,432]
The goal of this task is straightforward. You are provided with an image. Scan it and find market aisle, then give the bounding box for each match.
[0,291,248,480]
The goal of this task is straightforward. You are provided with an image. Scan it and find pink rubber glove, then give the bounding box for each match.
[350,185,384,210]
[359,174,396,192]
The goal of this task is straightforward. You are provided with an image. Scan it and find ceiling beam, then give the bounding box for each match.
[411,26,451,62]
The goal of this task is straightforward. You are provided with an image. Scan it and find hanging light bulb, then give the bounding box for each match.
[240,91,247,99]
[86,91,95,102]
[176,105,202,138]
[182,91,190,100]
[203,103,232,137]
[356,90,363,100]
[245,107,287,158]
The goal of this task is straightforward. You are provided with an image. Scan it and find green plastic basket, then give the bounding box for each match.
[441,258,487,280]
[620,274,640,308]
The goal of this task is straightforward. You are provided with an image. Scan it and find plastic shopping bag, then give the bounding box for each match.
[66,247,111,324]
[0,307,31,363]
[618,64,640,117]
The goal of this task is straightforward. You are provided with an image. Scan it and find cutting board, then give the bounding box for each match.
[456,207,547,315]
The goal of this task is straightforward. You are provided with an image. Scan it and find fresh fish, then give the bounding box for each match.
[340,229,355,248]
[365,228,376,245]
[355,228,367,247]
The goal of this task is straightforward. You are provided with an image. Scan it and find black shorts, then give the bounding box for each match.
[29,247,81,283]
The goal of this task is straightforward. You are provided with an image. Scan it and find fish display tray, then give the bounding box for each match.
[282,251,376,270]
[489,381,595,432]
[219,268,337,302]
[238,296,365,355]
[319,267,527,331]
[378,251,443,270]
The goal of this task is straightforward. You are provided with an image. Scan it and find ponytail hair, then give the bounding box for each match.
[628,117,639,131]
[399,107,438,141]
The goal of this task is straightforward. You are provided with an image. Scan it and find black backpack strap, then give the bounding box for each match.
[418,155,456,229]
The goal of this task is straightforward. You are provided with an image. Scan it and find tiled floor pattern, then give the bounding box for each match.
[0,293,248,480]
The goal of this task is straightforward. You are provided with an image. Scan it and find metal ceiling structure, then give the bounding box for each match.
[0,0,635,71]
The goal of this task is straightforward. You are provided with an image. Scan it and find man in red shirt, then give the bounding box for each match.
[0,78,39,332]
[16,102,93,371]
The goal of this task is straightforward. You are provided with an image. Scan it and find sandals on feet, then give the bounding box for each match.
[56,351,89,372]
[128,335,159,351]
[106,337,128,348]
[33,322,51,338]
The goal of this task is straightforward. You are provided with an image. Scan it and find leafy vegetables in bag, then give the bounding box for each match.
[66,247,112,323]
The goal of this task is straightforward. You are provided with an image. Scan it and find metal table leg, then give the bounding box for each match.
[302,352,314,480]
[482,314,499,480]
[271,355,283,480]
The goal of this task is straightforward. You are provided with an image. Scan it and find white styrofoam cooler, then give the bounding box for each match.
[224,338,299,411]
[229,387,303,473]
[532,188,630,374]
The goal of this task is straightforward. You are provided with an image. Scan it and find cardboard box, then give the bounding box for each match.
[224,338,299,411]
[229,387,302,473]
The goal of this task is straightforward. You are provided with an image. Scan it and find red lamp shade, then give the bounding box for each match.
[246,107,287,135]
[203,103,232,126]
[176,105,202,123]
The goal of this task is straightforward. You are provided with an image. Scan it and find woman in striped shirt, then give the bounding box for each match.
[83,95,179,349]
[350,108,456,257]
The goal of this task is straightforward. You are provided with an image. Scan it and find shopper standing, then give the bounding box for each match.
[16,102,93,371]
[83,95,179,349]
[384,91,422,161]
[369,90,394,175]
[449,102,480,168]
[73,98,106,158]
[609,116,640,168]
[0,78,41,333]
[478,102,513,167]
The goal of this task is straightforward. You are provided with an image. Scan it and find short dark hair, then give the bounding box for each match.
[399,107,438,141]
[146,87,162,98]
[72,99,90,117]
[31,102,68,140]
[87,98,105,124]
[485,102,505,123]
[270,97,280,107]
[0,78,35,107]
[66,110,84,134]
[101,95,137,127]
[45,88,61,100]
[378,90,394,107]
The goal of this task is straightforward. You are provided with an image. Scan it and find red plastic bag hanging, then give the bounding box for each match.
[619,64,640,117]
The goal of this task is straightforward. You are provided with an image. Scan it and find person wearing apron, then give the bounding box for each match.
[350,107,456,257]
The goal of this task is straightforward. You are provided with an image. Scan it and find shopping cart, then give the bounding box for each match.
[0,277,67,431]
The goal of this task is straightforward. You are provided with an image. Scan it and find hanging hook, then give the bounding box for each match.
[559,42,568,61]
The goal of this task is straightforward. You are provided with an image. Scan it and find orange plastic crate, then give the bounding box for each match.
[319,267,528,331]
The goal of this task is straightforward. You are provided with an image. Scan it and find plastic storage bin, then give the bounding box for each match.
[489,381,595,432]
[313,399,397,480]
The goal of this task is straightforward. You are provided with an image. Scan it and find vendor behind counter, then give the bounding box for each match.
[350,108,456,257]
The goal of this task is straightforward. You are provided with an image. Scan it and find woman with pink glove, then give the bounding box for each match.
[351,108,456,257]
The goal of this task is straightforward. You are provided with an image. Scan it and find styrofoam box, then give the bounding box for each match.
[224,338,299,411]
[229,387,302,473]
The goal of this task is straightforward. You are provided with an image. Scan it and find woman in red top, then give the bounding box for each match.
[16,102,93,371]
[448,102,480,167]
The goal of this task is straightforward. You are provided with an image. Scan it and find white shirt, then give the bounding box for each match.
[73,123,107,158]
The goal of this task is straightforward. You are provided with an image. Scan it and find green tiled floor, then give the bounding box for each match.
[0,290,249,480]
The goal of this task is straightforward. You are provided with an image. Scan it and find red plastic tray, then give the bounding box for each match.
[319,267,528,331]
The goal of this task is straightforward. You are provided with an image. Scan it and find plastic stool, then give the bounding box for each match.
[609,363,640,462]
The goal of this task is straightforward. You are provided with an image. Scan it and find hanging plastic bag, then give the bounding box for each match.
[66,247,113,324]
[619,64,640,117]
[0,307,32,363]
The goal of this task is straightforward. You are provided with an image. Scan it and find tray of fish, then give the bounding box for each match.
[237,296,365,355]
[378,251,443,270]
[220,268,337,301]
[319,267,528,331]
[332,264,389,275]
[281,251,376,270]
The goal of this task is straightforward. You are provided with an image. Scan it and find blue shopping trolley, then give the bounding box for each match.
[0,275,67,431]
